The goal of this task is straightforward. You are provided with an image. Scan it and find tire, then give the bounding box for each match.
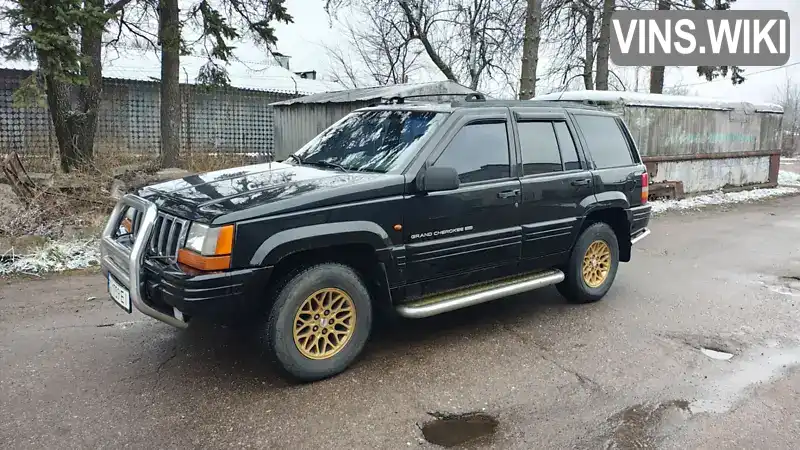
[262,263,373,382]
[557,222,620,304]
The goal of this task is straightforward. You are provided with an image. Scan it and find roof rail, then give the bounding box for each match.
[380,92,487,105]
[380,93,471,105]
[464,92,486,102]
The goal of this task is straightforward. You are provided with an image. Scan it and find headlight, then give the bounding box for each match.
[178,223,235,272]
[184,223,234,256]
[185,223,209,254]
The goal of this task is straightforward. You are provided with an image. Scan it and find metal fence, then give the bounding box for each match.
[0,69,299,166]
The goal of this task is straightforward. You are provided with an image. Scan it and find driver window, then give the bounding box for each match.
[433,121,511,184]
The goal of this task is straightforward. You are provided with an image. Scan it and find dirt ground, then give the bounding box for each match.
[3,196,800,449]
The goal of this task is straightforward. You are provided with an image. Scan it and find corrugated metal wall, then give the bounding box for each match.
[617,105,783,194]
[622,106,780,157]
[272,101,372,159]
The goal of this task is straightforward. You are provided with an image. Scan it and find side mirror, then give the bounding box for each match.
[417,165,460,193]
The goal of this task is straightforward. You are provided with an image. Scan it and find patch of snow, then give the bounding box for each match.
[532,89,782,113]
[650,186,800,214]
[0,239,100,276]
[779,170,800,187]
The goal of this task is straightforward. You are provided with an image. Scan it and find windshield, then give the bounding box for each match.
[290,109,448,173]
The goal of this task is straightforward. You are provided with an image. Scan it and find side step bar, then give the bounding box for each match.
[395,269,565,319]
[631,228,651,245]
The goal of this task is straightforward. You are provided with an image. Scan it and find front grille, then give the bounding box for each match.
[148,212,189,262]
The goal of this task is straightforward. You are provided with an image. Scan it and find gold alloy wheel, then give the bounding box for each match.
[292,288,357,360]
[582,240,611,288]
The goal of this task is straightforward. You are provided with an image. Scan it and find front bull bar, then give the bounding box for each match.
[99,194,189,329]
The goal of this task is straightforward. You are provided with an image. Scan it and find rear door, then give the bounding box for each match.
[403,108,522,298]
[569,112,645,208]
[512,109,595,267]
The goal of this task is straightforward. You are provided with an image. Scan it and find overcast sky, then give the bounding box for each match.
[269,0,799,104]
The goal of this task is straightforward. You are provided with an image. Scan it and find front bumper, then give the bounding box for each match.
[99,194,270,329]
[142,260,271,318]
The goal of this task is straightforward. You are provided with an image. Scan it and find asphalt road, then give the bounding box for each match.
[3,196,800,449]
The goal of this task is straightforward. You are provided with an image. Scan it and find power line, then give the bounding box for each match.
[666,62,800,89]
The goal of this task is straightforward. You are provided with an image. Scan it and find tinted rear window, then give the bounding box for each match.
[573,115,634,169]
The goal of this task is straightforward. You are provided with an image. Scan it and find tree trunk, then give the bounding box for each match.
[75,0,104,168]
[649,66,665,93]
[583,12,595,90]
[518,0,541,99]
[159,0,181,167]
[595,0,615,90]
[43,74,78,173]
[35,0,105,173]
[649,0,670,93]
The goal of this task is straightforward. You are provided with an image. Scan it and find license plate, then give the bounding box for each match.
[108,275,132,313]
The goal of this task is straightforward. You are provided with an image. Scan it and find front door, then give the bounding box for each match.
[403,112,522,299]
[511,111,595,268]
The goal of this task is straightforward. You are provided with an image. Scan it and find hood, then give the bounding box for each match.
[138,162,405,223]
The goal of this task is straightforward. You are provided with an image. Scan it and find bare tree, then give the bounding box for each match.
[647,0,741,93]
[326,0,526,92]
[775,77,800,157]
[325,0,422,88]
[538,0,598,90]
[518,0,542,99]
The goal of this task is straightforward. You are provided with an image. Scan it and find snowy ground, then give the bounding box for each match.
[2,170,800,276]
[0,239,100,276]
[650,170,800,214]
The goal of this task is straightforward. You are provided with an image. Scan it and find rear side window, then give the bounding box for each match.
[574,115,634,169]
[434,121,511,183]
[517,121,562,175]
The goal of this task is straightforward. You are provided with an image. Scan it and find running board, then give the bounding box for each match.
[395,269,565,319]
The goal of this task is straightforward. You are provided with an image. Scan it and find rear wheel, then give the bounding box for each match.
[262,263,372,382]
[557,222,620,304]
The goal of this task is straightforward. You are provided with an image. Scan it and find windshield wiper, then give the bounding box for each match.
[285,154,304,164]
[304,160,349,172]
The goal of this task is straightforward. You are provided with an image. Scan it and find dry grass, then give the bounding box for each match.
[1,148,264,240]
[180,151,263,173]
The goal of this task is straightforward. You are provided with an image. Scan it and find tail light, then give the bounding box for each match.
[641,172,649,204]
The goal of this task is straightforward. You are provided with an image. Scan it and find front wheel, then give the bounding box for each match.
[557,222,620,304]
[262,263,373,382]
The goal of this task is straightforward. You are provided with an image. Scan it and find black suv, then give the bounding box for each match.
[100,95,652,381]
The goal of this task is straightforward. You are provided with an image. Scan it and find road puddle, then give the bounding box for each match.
[604,400,692,449]
[761,274,800,297]
[700,347,734,360]
[421,412,498,448]
[690,343,800,414]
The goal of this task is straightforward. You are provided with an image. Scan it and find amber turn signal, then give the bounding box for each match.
[177,248,231,271]
[215,224,234,255]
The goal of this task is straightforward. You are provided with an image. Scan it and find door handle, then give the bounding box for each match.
[497,189,520,199]
[570,178,591,186]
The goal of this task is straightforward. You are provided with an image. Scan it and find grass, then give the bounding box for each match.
[2,148,264,241]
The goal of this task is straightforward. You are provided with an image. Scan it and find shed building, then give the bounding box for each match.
[270,80,479,159]
[532,90,784,197]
